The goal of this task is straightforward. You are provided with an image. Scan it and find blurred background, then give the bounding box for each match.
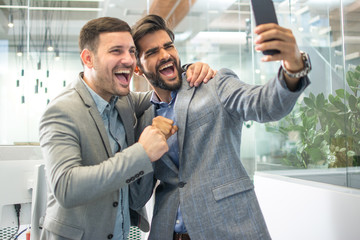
[0,0,360,239]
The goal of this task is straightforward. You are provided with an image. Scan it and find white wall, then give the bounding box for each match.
[254,172,360,240]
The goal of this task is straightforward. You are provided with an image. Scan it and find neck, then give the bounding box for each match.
[83,71,111,102]
[154,87,172,103]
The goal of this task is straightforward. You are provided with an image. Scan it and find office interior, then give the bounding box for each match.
[0,0,359,239]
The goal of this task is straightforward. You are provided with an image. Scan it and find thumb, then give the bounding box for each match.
[171,125,179,135]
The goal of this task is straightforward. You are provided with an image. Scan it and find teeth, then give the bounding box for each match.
[159,63,173,71]
[115,69,130,74]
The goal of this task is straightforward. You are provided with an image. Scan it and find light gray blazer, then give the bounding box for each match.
[39,73,153,240]
[135,68,310,240]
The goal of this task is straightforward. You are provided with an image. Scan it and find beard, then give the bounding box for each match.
[141,58,183,91]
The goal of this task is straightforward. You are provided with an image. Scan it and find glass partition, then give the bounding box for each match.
[0,0,359,189]
[254,0,360,189]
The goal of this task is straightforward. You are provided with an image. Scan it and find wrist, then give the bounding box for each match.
[281,51,312,78]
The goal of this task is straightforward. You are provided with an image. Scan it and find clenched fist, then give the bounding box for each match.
[138,125,169,162]
[152,116,178,140]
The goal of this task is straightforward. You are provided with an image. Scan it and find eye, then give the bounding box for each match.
[129,49,136,55]
[145,51,156,58]
[111,49,121,54]
[165,44,174,49]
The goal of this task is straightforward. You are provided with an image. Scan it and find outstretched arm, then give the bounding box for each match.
[254,23,309,91]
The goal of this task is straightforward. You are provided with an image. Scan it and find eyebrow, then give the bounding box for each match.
[144,41,173,56]
[109,45,136,51]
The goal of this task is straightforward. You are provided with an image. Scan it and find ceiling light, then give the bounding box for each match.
[47,39,54,52]
[16,45,23,57]
[8,14,14,28]
[55,50,60,61]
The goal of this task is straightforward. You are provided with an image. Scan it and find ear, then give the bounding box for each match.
[80,49,94,68]
[134,65,144,76]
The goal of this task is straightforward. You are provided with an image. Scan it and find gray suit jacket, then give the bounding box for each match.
[135,68,310,240]
[39,73,153,240]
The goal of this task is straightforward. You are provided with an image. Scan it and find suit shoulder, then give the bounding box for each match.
[43,87,84,116]
[51,87,81,105]
[216,68,239,79]
[127,91,152,102]
[198,68,241,90]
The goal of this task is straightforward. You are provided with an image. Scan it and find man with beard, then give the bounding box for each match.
[131,15,311,240]
[38,17,215,240]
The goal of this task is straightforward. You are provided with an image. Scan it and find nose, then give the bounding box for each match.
[121,51,135,67]
[158,48,170,61]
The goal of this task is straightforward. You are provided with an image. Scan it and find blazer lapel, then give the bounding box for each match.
[73,74,113,157]
[174,77,196,165]
[88,107,112,156]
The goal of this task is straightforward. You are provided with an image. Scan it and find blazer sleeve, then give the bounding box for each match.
[39,95,153,209]
[129,108,156,211]
[215,67,310,122]
[127,91,153,118]
[129,172,156,211]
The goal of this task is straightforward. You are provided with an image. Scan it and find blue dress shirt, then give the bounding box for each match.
[150,91,187,234]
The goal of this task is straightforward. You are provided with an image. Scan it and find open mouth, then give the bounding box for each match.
[158,62,176,78]
[114,69,130,84]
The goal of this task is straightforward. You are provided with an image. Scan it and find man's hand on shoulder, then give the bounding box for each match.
[185,62,217,87]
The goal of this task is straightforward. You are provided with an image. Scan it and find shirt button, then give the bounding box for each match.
[176,220,180,224]
[113,202,118,207]
[178,182,186,188]
[107,234,113,239]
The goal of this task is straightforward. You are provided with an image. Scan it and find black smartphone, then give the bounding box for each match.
[250,0,280,55]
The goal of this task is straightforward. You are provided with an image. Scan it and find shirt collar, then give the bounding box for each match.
[81,78,118,115]
[150,90,178,107]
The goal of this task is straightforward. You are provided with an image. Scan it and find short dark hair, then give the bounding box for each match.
[79,17,131,54]
[132,14,175,64]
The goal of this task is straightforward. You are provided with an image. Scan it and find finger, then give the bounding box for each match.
[171,125,179,134]
[254,40,282,56]
[152,116,174,126]
[254,23,283,35]
[157,126,172,140]
[193,65,210,87]
[188,64,202,87]
[212,70,217,78]
[186,67,193,83]
[256,41,297,61]
[155,127,168,140]
[255,28,294,47]
[201,69,213,84]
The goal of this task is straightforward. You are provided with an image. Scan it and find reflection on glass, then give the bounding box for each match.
[0,0,359,189]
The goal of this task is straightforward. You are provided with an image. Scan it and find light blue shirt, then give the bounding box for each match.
[150,91,187,233]
[84,80,130,240]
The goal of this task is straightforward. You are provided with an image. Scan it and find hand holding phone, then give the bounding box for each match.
[251,0,280,55]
